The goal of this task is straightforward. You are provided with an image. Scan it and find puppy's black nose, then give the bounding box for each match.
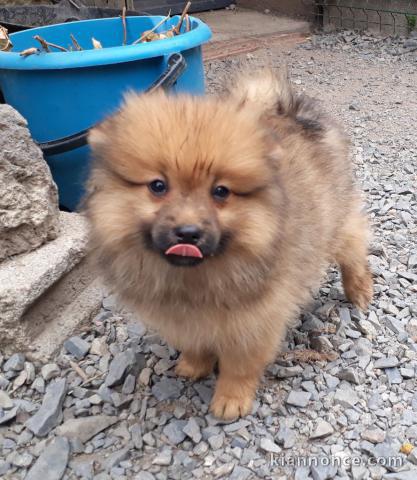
[174,225,202,244]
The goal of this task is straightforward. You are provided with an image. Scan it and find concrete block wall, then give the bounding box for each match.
[322,1,417,34]
[0,213,103,360]
[238,1,417,34]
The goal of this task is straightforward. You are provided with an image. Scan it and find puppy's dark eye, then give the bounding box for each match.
[212,185,230,201]
[148,179,168,196]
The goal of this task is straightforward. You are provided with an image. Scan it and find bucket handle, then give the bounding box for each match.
[38,52,186,157]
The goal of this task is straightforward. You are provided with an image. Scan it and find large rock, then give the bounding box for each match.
[0,104,59,261]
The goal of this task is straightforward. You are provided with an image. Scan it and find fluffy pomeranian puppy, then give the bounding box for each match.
[86,69,373,419]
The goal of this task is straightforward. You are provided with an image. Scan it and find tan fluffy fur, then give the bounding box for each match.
[86,69,373,419]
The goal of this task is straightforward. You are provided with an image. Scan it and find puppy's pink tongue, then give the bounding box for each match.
[165,244,203,258]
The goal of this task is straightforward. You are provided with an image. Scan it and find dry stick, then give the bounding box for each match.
[70,33,82,51]
[121,6,127,45]
[279,349,338,363]
[92,37,103,49]
[0,38,12,51]
[132,11,171,45]
[173,1,192,35]
[68,0,81,9]
[33,35,50,52]
[0,25,13,51]
[47,41,68,52]
[185,14,190,32]
[67,373,103,396]
[80,372,103,388]
[33,35,68,52]
[309,325,337,336]
[20,47,39,57]
[69,360,89,382]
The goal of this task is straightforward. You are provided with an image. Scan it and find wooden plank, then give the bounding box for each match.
[204,32,309,61]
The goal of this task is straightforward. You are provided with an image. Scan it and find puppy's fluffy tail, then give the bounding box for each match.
[231,68,330,134]
[231,68,294,116]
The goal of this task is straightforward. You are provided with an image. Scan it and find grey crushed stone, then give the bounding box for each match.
[310,461,338,480]
[0,461,11,476]
[361,427,386,444]
[151,377,184,401]
[130,423,143,449]
[3,353,25,372]
[0,390,13,409]
[135,473,156,480]
[9,451,33,468]
[408,449,417,465]
[162,420,187,445]
[207,432,224,450]
[25,437,70,480]
[193,382,213,404]
[230,465,253,480]
[26,378,66,436]
[31,376,45,394]
[122,373,136,394]
[383,472,417,480]
[286,390,312,407]
[105,348,145,387]
[183,417,202,443]
[374,356,400,368]
[152,448,172,466]
[104,447,130,471]
[40,363,60,381]
[275,425,296,449]
[63,336,91,359]
[386,367,403,384]
[0,407,20,427]
[56,415,118,443]
[259,437,281,453]
[333,384,359,408]
[310,419,334,439]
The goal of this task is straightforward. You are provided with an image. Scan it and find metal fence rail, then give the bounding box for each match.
[312,1,417,34]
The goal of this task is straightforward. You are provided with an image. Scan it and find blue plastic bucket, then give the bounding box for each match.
[0,16,211,210]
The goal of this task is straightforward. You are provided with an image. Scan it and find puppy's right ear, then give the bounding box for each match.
[89,124,108,152]
[88,118,116,162]
[88,89,163,157]
[88,90,139,156]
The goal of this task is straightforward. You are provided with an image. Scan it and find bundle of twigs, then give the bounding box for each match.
[0,25,12,52]
[132,1,192,44]
[0,1,193,58]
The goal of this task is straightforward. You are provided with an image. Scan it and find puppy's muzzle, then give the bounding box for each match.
[151,223,220,267]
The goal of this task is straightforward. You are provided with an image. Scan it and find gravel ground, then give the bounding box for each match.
[1,32,416,480]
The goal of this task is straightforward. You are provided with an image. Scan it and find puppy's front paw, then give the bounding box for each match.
[175,353,215,381]
[210,391,253,420]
